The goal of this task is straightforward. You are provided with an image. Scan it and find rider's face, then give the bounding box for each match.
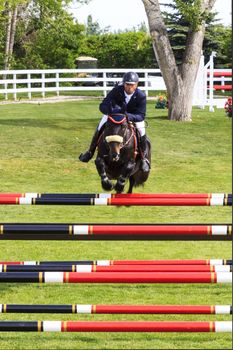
[124,83,138,95]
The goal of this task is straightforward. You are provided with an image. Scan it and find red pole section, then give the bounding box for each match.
[91,225,211,235]
[94,305,231,314]
[84,265,231,273]
[0,197,19,204]
[113,193,229,199]
[108,198,225,206]
[0,262,23,265]
[63,321,216,332]
[113,259,228,265]
[65,272,219,283]
[0,193,24,197]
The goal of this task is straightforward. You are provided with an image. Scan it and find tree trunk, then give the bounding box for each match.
[4,6,12,70]
[8,6,18,58]
[4,4,18,70]
[142,0,215,121]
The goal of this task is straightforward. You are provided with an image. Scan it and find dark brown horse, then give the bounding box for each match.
[95,114,151,193]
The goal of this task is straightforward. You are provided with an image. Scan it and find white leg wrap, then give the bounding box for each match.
[98,115,108,130]
[135,121,146,136]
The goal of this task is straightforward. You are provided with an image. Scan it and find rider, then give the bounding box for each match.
[79,71,150,172]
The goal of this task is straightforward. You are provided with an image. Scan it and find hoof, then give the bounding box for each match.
[114,182,125,194]
[101,178,113,191]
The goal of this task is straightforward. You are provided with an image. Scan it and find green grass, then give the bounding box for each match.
[0,101,232,349]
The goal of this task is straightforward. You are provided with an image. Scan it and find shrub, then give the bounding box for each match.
[155,95,168,109]
[224,97,232,118]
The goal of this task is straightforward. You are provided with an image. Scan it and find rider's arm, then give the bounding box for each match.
[99,87,119,115]
[126,92,146,122]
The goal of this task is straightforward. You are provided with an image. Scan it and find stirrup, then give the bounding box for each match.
[141,158,150,172]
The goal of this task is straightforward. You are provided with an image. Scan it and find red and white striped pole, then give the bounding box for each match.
[0,321,231,332]
[0,271,231,283]
[0,264,231,273]
[0,197,231,206]
[0,192,231,199]
[0,259,231,266]
[0,304,231,315]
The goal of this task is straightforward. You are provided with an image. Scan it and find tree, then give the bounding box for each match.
[0,1,28,70]
[203,24,232,68]
[78,32,155,68]
[0,0,91,69]
[142,0,217,121]
[86,14,110,35]
[162,4,231,68]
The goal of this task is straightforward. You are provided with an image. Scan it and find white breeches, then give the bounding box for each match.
[98,115,146,137]
[98,115,108,131]
[134,121,146,136]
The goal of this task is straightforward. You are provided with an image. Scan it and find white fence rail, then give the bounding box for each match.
[0,68,165,100]
[0,58,231,110]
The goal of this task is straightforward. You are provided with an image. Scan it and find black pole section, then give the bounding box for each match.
[38,193,99,198]
[0,272,40,282]
[3,224,70,234]
[3,265,74,272]
[36,261,94,265]
[4,305,73,313]
[34,198,93,205]
[0,321,38,331]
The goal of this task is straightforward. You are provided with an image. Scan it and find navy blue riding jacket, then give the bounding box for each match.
[99,84,146,122]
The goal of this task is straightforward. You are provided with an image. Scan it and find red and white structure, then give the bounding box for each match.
[0,320,231,332]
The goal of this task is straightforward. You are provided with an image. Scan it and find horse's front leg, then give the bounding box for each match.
[115,161,135,193]
[95,156,114,191]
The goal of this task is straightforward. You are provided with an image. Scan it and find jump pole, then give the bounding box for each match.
[0,193,231,199]
[0,197,231,206]
[0,304,231,315]
[0,271,231,283]
[0,259,231,266]
[0,321,231,332]
[0,224,231,241]
[0,264,231,273]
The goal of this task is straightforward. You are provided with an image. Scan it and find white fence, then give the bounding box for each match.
[193,52,232,111]
[0,68,166,99]
[0,55,231,110]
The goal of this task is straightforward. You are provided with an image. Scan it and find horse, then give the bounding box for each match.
[95,114,151,193]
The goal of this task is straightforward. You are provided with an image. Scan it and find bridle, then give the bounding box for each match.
[104,116,137,158]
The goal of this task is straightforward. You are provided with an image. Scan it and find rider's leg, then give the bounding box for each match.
[135,121,150,172]
[79,115,108,162]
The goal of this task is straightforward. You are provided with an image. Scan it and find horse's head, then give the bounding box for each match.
[104,114,128,162]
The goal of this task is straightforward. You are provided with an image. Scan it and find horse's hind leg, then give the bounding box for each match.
[127,176,135,193]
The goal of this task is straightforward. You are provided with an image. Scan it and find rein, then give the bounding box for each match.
[119,123,138,159]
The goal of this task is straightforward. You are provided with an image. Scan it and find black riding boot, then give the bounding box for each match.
[79,128,100,162]
[139,135,150,172]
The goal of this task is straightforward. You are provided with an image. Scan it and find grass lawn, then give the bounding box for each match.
[0,100,232,349]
